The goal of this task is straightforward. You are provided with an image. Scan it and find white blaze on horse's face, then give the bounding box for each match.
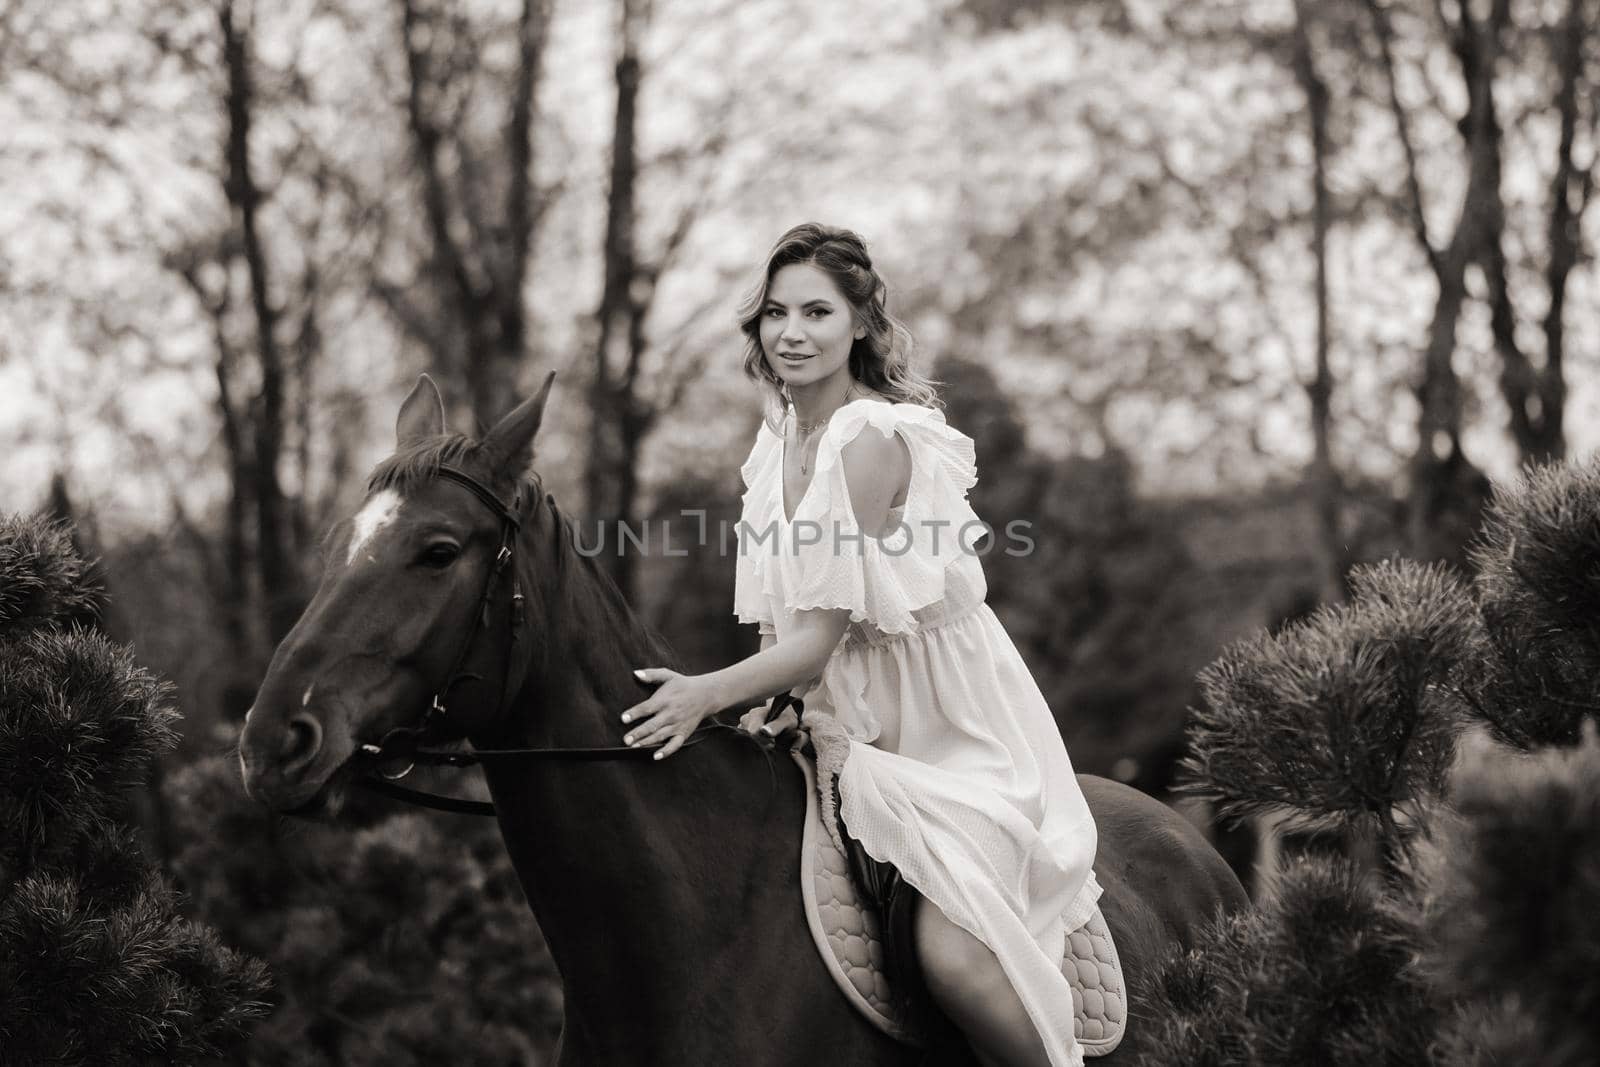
[346,489,405,566]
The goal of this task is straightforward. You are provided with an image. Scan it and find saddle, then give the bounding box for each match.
[761,693,1127,1058]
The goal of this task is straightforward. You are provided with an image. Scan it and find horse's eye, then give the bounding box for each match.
[420,542,461,568]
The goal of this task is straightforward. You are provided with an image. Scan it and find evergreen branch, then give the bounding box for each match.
[1180,559,1475,856]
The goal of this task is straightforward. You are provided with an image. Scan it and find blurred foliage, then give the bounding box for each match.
[1413,725,1600,1065]
[12,0,1600,514]
[165,753,562,1066]
[0,513,270,1065]
[939,356,1210,788]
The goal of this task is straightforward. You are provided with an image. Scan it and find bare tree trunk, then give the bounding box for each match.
[401,0,486,419]
[1291,1,1345,604]
[215,334,259,670]
[1368,0,1501,566]
[1369,0,1590,480]
[220,0,299,643]
[472,0,550,425]
[1410,246,1476,566]
[399,0,551,429]
[587,0,651,600]
[1495,0,1591,465]
[291,264,320,557]
[172,258,259,684]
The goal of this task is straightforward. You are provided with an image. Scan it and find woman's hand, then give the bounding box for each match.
[623,668,727,760]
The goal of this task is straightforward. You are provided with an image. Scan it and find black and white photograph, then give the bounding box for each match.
[3,0,1600,1063]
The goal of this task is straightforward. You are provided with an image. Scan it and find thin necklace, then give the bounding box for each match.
[795,383,859,475]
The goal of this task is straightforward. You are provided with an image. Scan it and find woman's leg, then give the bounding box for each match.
[911,890,1054,1067]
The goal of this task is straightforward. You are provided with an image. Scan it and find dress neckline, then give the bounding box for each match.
[779,398,902,526]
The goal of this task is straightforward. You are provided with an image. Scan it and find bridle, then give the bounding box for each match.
[348,463,799,817]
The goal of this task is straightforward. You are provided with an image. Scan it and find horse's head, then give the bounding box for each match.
[240,372,555,814]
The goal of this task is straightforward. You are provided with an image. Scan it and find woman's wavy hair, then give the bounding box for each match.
[738,222,942,433]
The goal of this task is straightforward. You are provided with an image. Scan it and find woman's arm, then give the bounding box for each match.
[754,631,812,700]
[622,608,849,758]
[704,607,849,710]
[624,428,907,757]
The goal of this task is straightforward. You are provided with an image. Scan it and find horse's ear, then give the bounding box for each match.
[396,373,447,447]
[483,370,556,476]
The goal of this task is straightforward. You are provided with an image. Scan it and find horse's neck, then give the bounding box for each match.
[474,507,794,1022]
[491,506,679,751]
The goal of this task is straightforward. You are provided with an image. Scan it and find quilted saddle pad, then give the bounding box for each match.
[790,747,1127,1056]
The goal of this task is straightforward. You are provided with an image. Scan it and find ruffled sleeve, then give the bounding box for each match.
[732,419,781,633]
[778,402,984,636]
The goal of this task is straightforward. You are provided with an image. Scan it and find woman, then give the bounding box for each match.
[620,223,1101,1067]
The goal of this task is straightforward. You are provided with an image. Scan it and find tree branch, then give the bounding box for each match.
[399,0,483,328]
[1362,0,1441,276]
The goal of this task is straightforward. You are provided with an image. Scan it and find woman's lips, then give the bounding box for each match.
[778,353,813,363]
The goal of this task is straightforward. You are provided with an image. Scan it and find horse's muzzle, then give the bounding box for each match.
[239,706,355,813]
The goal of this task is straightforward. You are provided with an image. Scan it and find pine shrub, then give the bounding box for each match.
[0,514,270,1065]
[1128,854,1438,1067]
[0,518,101,633]
[1182,558,1476,867]
[1466,461,1600,748]
[1159,455,1600,1064]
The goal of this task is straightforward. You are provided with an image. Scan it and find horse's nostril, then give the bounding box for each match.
[281,712,324,772]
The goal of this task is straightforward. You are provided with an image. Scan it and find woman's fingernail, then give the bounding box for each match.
[624,735,634,745]
[633,669,646,679]
[621,714,631,723]
[654,751,664,760]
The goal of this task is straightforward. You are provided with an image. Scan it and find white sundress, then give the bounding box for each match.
[733,398,1102,1067]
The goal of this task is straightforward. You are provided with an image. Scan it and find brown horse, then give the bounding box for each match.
[240,374,1248,1065]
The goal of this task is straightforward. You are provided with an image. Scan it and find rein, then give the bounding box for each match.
[349,463,801,817]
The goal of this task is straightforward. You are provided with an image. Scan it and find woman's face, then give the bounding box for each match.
[759,262,863,392]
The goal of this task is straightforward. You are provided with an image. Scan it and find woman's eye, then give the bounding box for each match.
[420,543,461,568]
[807,308,830,318]
[765,307,784,318]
